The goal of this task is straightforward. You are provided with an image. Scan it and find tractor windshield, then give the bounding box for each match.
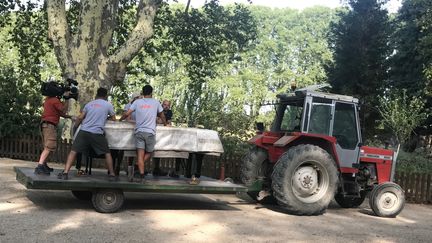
[274,100,304,132]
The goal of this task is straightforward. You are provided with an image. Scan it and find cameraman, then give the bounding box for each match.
[34,89,73,175]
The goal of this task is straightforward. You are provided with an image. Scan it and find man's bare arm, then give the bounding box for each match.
[59,99,73,119]
[120,109,133,121]
[73,111,86,128]
[157,111,167,126]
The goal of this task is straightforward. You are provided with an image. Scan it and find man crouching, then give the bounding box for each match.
[57,88,116,180]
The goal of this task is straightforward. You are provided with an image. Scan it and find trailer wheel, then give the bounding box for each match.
[71,190,92,201]
[241,146,268,201]
[369,182,405,217]
[271,144,338,215]
[92,189,124,213]
[335,191,366,208]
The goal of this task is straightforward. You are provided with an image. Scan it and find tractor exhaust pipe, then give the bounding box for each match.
[390,144,401,182]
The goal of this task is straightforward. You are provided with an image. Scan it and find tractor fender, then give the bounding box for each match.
[248,132,281,150]
[279,134,341,168]
[248,134,264,145]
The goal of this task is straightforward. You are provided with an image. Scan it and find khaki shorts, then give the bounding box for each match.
[135,132,156,152]
[42,123,57,151]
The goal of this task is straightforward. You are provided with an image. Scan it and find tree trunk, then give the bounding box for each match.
[47,0,160,107]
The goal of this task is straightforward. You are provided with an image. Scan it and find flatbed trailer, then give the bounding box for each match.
[15,167,259,213]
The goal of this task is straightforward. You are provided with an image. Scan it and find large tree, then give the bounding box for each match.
[327,0,391,138]
[47,0,161,105]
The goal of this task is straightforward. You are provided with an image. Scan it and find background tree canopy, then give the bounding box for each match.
[0,0,431,157]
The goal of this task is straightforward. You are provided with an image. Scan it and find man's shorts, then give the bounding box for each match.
[135,131,156,152]
[72,130,110,156]
[41,123,57,151]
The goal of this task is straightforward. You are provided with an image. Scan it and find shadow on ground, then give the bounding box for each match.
[26,191,244,211]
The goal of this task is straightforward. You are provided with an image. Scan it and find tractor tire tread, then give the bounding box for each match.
[271,144,338,215]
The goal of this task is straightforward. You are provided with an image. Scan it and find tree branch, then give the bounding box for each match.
[71,0,111,68]
[184,0,191,14]
[47,0,71,76]
[100,0,119,54]
[109,0,160,65]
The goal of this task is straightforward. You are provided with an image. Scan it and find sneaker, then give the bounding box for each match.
[34,164,50,175]
[57,172,68,180]
[43,163,54,172]
[76,170,87,176]
[134,174,146,183]
[189,175,200,185]
[108,174,119,182]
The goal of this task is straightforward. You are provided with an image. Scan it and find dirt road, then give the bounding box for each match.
[1,158,431,243]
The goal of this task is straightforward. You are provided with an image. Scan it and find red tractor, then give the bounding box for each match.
[242,89,405,217]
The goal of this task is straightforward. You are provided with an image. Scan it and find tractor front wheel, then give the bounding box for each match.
[369,182,405,217]
[271,144,338,215]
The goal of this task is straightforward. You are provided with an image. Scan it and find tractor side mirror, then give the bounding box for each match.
[256,122,265,133]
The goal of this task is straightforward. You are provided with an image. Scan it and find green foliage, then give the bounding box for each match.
[396,150,432,173]
[389,0,432,134]
[0,66,41,137]
[327,0,391,138]
[169,1,258,127]
[378,89,427,144]
[120,4,338,155]
[0,2,54,137]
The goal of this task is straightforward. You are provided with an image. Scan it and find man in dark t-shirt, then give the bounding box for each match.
[157,100,172,125]
[154,100,174,176]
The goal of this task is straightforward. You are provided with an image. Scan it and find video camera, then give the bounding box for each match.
[41,78,79,100]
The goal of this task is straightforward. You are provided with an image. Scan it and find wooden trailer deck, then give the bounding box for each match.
[15,167,247,194]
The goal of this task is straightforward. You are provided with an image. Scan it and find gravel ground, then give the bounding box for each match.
[1,158,431,243]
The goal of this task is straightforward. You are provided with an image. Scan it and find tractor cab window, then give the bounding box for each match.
[308,98,332,135]
[279,101,303,131]
[332,102,359,149]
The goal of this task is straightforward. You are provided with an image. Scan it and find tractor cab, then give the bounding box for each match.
[272,90,362,169]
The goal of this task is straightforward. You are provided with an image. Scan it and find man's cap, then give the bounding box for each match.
[131,91,141,98]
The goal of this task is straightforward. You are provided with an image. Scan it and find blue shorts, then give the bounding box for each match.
[135,132,156,152]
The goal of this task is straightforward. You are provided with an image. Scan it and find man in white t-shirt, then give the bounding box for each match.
[58,88,116,180]
[120,85,166,182]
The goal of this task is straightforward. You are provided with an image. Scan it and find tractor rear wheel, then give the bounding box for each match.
[369,182,405,217]
[335,191,366,208]
[271,144,338,215]
[241,146,268,201]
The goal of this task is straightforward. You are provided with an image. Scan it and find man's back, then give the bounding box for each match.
[81,99,114,134]
[41,97,63,125]
[131,98,162,134]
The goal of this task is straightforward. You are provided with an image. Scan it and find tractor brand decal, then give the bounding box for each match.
[360,152,393,160]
